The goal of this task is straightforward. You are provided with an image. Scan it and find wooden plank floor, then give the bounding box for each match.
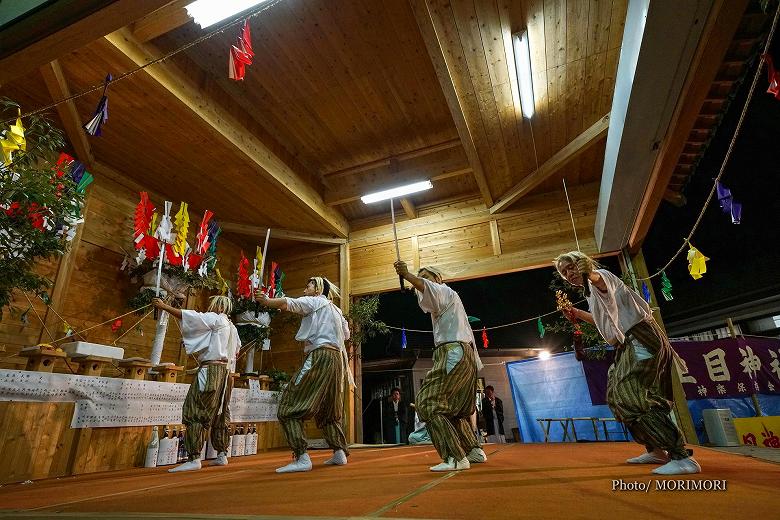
[0,443,777,519]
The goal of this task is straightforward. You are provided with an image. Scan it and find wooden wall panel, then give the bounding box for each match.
[349,183,602,294]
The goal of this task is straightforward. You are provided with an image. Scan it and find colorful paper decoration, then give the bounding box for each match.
[267,261,279,297]
[216,268,229,295]
[1,108,26,165]
[172,202,190,257]
[155,201,173,243]
[83,74,112,136]
[716,181,742,224]
[763,54,780,99]
[134,192,155,251]
[660,271,673,301]
[641,282,651,303]
[400,328,407,349]
[481,327,489,349]
[250,245,263,291]
[229,20,254,80]
[195,210,214,255]
[537,318,545,338]
[111,319,123,332]
[236,252,251,299]
[686,243,709,280]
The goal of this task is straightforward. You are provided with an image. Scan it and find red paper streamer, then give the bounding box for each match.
[763,54,780,99]
[228,19,254,81]
[236,252,251,298]
[481,327,489,349]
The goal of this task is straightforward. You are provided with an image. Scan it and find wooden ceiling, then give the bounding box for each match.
[0,0,628,236]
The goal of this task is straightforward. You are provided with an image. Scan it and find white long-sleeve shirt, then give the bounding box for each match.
[285,295,350,353]
[180,310,240,371]
[586,269,652,346]
[285,295,354,387]
[416,278,483,370]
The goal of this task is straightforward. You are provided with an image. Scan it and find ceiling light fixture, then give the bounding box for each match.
[512,30,535,119]
[185,0,270,28]
[360,180,433,204]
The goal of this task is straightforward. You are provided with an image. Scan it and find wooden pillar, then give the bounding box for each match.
[623,249,698,445]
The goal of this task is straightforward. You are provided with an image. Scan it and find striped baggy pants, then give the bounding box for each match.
[277,347,349,457]
[182,363,231,459]
[416,341,480,462]
[606,319,688,459]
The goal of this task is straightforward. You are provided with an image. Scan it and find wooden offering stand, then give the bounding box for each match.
[18,344,68,373]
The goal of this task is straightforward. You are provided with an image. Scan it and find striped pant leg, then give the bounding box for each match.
[277,349,343,457]
[607,326,687,459]
[315,351,350,455]
[182,365,227,458]
[417,342,478,461]
[209,365,232,453]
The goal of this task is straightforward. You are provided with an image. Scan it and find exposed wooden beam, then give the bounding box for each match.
[104,28,349,237]
[220,221,347,245]
[323,139,461,179]
[325,167,472,206]
[410,0,494,207]
[131,0,192,43]
[489,220,502,256]
[39,60,95,168]
[629,0,748,250]
[399,198,418,220]
[0,0,171,85]
[489,114,611,214]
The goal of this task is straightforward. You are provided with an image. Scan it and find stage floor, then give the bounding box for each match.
[0,443,777,519]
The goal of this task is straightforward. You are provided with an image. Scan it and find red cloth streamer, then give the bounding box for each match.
[481,327,489,349]
[764,54,780,99]
[54,152,74,178]
[111,319,123,332]
[228,19,254,80]
[236,252,251,298]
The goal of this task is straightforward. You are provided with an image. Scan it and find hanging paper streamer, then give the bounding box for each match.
[236,252,251,299]
[134,192,155,251]
[660,271,673,301]
[216,268,229,295]
[83,74,112,136]
[172,202,190,257]
[229,19,254,80]
[537,318,545,338]
[762,54,780,99]
[641,282,651,303]
[267,261,278,297]
[686,244,710,280]
[206,221,221,270]
[195,210,214,254]
[481,327,489,349]
[400,328,407,349]
[716,181,742,224]
[250,246,263,293]
[1,108,26,166]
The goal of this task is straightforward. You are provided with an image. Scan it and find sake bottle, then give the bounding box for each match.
[144,426,160,468]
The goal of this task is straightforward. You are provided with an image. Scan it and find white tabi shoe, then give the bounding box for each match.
[324,449,348,466]
[211,452,229,466]
[652,457,701,475]
[626,449,669,464]
[430,456,470,472]
[168,459,202,473]
[275,452,312,473]
[467,448,487,463]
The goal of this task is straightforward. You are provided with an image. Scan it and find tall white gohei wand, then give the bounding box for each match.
[150,201,173,366]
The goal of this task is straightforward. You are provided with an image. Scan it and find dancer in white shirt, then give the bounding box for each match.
[151,295,239,473]
[256,277,353,473]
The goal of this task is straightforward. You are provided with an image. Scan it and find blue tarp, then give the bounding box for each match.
[506,352,624,443]
[507,351,780,444]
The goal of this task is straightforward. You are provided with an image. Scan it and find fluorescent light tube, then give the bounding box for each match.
[512,30,535,119]
[361,180,433,204]
[185,0,269,28]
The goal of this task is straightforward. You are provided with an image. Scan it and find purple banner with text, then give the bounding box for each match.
[582,337,780,405]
